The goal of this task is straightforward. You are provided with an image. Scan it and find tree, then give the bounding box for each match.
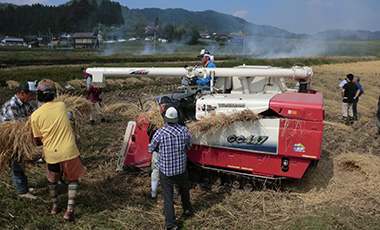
[154,17,160,27]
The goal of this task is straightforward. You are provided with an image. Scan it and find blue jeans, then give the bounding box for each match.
[12,160,29,194]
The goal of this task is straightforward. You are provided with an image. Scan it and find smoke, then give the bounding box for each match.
[100,42,123,56]
[244,36,330,58]
[100,34,361,58]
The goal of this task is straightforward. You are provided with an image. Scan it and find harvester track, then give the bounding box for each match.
[122,162,283,193]
[187,162,283,192]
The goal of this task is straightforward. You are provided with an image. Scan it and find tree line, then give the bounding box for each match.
[0,0,124,36]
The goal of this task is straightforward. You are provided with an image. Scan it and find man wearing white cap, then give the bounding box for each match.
[197,48,217,90]
[148,107,192,230]
[0,81,37,199]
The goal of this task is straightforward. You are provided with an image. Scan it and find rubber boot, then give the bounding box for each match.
[151,180,159,198]
[342,116,348,125]
[348,116,354,125]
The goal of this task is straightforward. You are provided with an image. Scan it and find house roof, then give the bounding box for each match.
[72,32,95,38]
[1,37,24,42]
[145,26,158,31]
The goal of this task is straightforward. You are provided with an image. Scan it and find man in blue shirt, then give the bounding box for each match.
[353,76,364,120]
[148,107,192,230]
[197,49,217,90]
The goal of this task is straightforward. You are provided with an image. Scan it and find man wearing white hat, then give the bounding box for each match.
[197,48,217,90]
[148,107,192,230]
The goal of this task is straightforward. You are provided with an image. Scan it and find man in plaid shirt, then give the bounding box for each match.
[0,81,37,199]
[148,107,192,230]
[0,82,36,122]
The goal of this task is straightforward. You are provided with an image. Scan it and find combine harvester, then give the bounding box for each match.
[87,65,324,186]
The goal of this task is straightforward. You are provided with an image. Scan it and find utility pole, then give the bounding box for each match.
[48,28,52,49]
[243,33,246,57]
[154,31,156,53]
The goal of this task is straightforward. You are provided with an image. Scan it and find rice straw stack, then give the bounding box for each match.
[55,94,93,118]
[6,80,19,89]
[0,120,41,174]
[0,95,92,174]
[187,109,260,135]
[136,100,165,128]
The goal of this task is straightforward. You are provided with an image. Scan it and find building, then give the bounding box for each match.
[1,36,25,46]
[199,31,210,39]
[72,32,99,48]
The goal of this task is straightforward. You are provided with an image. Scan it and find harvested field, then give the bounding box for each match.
[1,60,380,229]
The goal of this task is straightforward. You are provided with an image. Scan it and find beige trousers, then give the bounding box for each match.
[90,102,104,121]
[342,102,353,117]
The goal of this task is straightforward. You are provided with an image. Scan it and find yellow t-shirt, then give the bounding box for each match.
[31,101,80,164]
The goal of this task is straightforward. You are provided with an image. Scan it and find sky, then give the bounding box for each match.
[1,0,380,34]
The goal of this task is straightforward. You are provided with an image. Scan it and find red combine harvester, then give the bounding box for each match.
[87,65,323,181]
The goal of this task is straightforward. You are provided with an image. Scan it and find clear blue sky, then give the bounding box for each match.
[2,0,380,34]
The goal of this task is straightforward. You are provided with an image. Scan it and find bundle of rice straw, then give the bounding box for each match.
[135,100,164,128]
[0,93,93,174]
[106,103,130,114]
[6,80,19,89]
[55,94,93,118]
[187,109,259,135]
[67,79,85,89]
[0,120,41,174]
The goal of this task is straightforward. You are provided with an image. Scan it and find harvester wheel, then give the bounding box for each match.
[232,180,240,189]
[243,183,253,192]
[214,177,222,186]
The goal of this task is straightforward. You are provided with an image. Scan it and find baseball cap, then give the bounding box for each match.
[164,107,178,123]
[198,48,210,57]
[18,81,36,93]
[37,83,56,94]
[159,96,172,105]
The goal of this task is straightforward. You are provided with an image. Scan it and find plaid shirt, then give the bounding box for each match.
[0,95,35,123]
[149,123,191,176]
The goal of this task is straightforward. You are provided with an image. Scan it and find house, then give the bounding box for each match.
[72,32,99,48]
[199,31,210,39]
[145,26,158,36]
[1,36,25,46]
[212,32,229,41]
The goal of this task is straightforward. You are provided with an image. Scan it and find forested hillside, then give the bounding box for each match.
[0,0,124,35]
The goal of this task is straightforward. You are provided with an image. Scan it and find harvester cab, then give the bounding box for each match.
[86,65,323,181]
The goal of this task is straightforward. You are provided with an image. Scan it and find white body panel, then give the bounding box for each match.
[191,119,280,154]
[195,93,276,119]
[117,121,136,171]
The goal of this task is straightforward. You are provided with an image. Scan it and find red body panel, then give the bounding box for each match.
[187,118,323,179]
[270,92,324,121]
[124,120,151,167]
[187,145,311,179]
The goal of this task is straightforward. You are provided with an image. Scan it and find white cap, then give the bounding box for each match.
[164,107,178,123]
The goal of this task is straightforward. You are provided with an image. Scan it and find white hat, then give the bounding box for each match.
[203,54,214,62]
[164,107,178,123]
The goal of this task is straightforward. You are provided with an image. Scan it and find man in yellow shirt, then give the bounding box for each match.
[30,79,84,221]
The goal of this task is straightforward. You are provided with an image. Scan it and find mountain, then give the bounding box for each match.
[1,0,380,40]
[124,7,298,38]
[311,29,380,40]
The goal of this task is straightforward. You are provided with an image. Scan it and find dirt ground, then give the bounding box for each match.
[1,61,380,229]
